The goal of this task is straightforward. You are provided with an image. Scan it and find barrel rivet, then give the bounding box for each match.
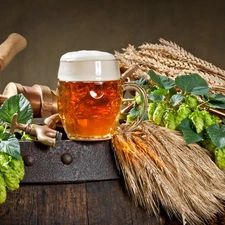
[61,153,73,165]
[23,154,35,166]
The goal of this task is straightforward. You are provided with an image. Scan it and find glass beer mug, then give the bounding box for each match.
[56,50,147,141]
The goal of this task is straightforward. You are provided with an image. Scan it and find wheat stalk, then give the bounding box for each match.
[112,121,225,225]
[159,38,225,77]
[115,40,225,92]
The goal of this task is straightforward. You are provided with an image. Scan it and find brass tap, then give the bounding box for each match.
[10,113,62,147]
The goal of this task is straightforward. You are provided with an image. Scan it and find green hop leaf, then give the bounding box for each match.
[208,123,225,149]
[200,135,217,153]
[148,70,175,90]
[126,107,140,124]
[178,118,203,144]
[0,132,20,159]
[175,73,209,95]
[149,93,165,102]
[204,93,225,109]
[0,94,33,124]
[134,77,149,87]
[170,94,185,106]
[149,87,168,102]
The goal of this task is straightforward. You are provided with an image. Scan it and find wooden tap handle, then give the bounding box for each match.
[0,95,8,105]
[0,33,27,72]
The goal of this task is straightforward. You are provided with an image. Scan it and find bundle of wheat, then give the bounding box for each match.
[115,39,225,93]
[112,121,225,225]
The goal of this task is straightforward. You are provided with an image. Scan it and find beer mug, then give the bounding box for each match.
[56,50,147,141]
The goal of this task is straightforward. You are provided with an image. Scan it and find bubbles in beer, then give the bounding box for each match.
[57,80,122,140]
[89,82,104,99]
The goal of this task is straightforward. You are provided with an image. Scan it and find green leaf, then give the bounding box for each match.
[178,118,203,144]
[205,93,225,102]
[129,107,140,117]
[0,94,33,124]
[149,88,168,102]
[168,87,178,97]
[148,70,175,90]
[149,93,165,102]
[170,94,185,106]
[175,74,209,95]
[0,132,20,159]
[134,77,149,86]
[208,101,225,109]
[208,123,225,149]
[146,86,157,93]
[204,93,225,109]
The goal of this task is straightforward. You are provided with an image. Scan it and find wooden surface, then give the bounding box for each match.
[0,180,182,225]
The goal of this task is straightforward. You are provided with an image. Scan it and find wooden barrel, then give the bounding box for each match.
[0,140,184,225]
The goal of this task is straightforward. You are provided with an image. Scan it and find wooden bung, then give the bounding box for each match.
[0,33,27,72]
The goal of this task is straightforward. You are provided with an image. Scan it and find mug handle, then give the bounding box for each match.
[122,82,148,132]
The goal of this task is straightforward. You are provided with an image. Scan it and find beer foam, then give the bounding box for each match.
[58,50,121,81]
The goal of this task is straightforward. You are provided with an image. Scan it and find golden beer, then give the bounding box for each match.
[57,80,122,140]
[57,50,123,140]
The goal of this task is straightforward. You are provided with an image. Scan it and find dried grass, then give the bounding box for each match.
[112,121,225,225]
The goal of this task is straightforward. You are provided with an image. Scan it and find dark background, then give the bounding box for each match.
[0,0,224,92]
